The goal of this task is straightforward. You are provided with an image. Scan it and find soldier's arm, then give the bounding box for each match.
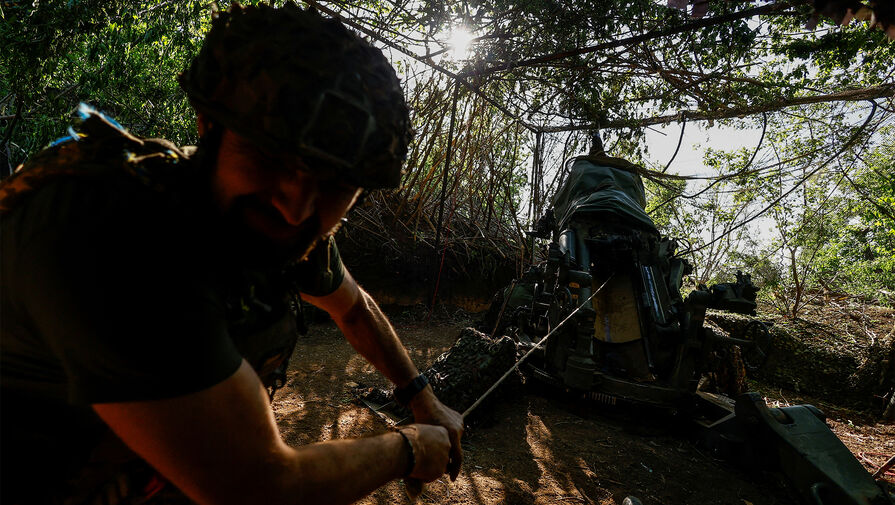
[302,268,464,479]
[93,360,450,505]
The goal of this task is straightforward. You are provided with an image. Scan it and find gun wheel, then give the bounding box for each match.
[741,320,771,373]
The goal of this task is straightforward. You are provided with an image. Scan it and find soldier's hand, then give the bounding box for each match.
[409,388,464,480]
[400,424,451,482]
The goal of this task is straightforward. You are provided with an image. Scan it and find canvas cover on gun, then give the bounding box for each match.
[550,155,658,234]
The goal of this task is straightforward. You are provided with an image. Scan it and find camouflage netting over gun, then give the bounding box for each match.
[357,328,518,423]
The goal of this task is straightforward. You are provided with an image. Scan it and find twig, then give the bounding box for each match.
[872,455,895,479]
[661,113,686,173]
[573,484,595,504]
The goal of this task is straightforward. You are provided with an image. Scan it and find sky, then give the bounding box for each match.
[639,122,765,178]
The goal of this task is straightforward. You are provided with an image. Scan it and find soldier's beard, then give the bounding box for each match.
[192,126,335,269]
[222,195,325,269]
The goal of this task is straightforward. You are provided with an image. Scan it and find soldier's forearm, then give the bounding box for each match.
[94,362,410,505]
[284,431,409,505]
[334,288,421,388]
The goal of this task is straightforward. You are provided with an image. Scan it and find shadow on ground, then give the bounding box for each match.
[273,318,805,505]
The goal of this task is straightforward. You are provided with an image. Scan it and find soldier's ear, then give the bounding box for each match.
[196,112,210,136]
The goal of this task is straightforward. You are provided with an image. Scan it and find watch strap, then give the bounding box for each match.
[393,374,429,406]
[394,428,415,477]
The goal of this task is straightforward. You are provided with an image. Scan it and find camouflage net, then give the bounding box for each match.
[179,3,410,188]
[355,328,518,423]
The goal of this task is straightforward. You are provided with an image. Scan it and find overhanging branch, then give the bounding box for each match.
[305,0,538,132]
[537,83,895,132]
[687,100,879,254]
[459,2,794,79]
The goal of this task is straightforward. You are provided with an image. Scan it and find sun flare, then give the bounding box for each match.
[447,27,473,60]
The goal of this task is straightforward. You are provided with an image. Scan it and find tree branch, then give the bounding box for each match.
[304,0,538,132]
[1,96,24,178]
[459,2,794,79]
[688,101,878,254]
[538,83,895,132]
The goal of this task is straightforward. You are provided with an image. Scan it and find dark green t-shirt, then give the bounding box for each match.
[0,120,345,502]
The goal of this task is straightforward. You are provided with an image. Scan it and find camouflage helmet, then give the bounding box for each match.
[179,3,411,188]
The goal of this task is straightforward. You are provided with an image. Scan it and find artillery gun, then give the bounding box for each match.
[357,138,891,504]
[477,138,892,505]
[482,155,764,405]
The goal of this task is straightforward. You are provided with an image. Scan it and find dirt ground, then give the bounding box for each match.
[273,311,893,505]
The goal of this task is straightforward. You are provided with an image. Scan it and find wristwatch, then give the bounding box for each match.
[393,374,429,406]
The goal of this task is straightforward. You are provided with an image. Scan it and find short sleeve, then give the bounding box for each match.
[286,236,346,297]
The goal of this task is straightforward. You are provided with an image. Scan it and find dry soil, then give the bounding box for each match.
[272,313,892,505]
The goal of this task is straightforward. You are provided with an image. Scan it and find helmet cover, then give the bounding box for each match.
[179,3,411,188]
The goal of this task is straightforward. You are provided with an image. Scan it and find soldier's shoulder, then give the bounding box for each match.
[19,104,192,175]
[3,107,195,216]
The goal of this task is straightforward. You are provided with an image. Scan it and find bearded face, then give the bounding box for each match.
[196,125,360,268]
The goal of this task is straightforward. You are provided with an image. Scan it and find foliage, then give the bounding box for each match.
[382,0,895,129]
[2,0,894,304]
[1,1,210,170]
[383,0,893,304]
[663,102,895,315]
[814,133,895,304]
[644,138,760,286]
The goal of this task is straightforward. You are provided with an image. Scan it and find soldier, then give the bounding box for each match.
[0,4,462,504]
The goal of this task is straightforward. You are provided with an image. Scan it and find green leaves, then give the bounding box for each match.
[2,0,892,307]
[1,0,209,168]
